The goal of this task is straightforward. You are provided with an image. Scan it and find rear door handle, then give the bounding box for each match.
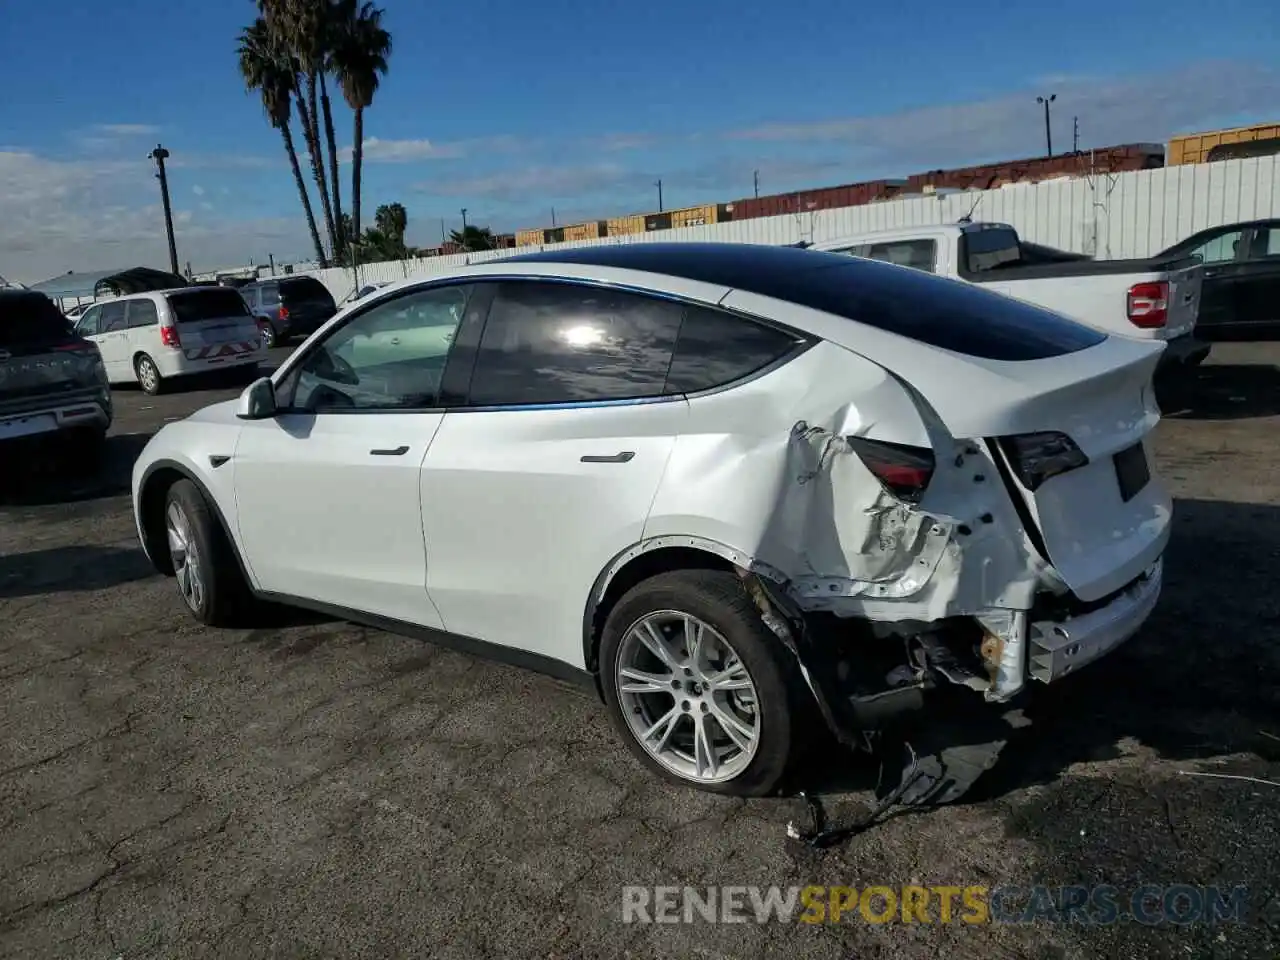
[581,451,635,463]
[370,445,409,456]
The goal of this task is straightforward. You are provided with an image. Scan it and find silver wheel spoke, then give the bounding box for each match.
[684,616,704,667]
[707,658,752,692]
[619,666,674,695]
[692,713,718,779]
[634,621,680,671]
[642,706,682,752]
[708,702,755,752]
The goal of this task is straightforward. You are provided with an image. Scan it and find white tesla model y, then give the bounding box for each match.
[132,243,1170,797]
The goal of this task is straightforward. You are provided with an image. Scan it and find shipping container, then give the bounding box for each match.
[606,215,646,236]
[645,212,673,231]
[515,228,545,247]
[669,204,718,229]
[563,220,607,242]
[491,233,517,249]
[545,226,566,244]
[1168,123,1280,165]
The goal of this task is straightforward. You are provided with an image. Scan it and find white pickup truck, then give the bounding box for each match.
[812,221,1209,369]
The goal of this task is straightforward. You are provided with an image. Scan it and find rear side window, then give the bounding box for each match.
[261,285,281,306]
[0,293,74,348]
[166,289,252,323]
[279,277,335,306]
[665,307,804,394]
[466,281,683,406]
[959,228,1022,274]
[127,299,159,328]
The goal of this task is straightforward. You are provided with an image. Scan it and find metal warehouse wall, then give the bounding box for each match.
[308,154,1280,301]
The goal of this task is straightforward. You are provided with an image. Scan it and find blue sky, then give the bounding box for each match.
[1,0,1277,281]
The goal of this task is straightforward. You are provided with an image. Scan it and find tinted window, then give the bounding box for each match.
[665,307,803,394]
[278,285,471,412]
[279,277,335,306]
[261,285,281,306]
[240,287,258,308]
[1187,229,1245,264]
[960,229,1021,273]
[100,301,128,333]
[127,299,159,328]
[0,293,75,348]
[76,306,103,338]
[852,239,937,273]
[467,282,683,406]
[166,289,252,323]
[504,242,1103,360]
[1249,227,1280,259]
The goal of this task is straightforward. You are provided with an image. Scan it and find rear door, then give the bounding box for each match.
[1236,224,1280,330]
[164,288,262,365]
[0,293,104,437]
[420,279,689,664]
[278,277,337,336]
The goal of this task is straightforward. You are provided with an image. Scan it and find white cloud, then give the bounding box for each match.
[192,184,206,196]
[345,137,467,163]
[91,123,161,137]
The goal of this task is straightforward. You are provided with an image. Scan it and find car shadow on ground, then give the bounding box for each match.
[0,543,156,598]
[0,432,152,507]
[1155,363,1280,420]
[784,497,1280,811]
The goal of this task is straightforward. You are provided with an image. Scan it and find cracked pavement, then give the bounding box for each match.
[1,344,1278,959]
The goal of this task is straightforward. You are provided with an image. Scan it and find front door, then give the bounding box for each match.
[1236,224,1280,331]
[233,282,475,626]
[421,279,689,665]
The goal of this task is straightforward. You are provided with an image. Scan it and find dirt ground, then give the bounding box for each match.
[1,343,1277,959]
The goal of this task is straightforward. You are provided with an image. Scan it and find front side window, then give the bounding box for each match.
[466,281,684,406]
[127,299,159,328]
[276,284,471,413]
[100,301,128,333]
[76,305,102,337]
[1187,229,1245,264]
[1250,227,1280,259]
[665,306,804,394]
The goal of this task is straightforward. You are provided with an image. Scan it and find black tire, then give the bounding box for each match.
[135,354,163,395]
[599,569,799,797]
[163,478,253,627]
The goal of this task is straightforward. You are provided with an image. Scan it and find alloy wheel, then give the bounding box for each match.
[138,358,159,393]
[166,501,204,614]
[615,610,761,784]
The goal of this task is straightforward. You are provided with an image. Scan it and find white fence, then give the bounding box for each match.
[308,154,1280,302]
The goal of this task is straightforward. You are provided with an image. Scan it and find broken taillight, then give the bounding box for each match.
[846,436,935,503]
[999,431,1089,491]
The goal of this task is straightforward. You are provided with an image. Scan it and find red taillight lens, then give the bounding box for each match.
[846,437,935,503]
[160,324,181,347]
[999,431,1089,491]
[53,338,95,353]
[1127,281,1168,329]
[277,305,289,321]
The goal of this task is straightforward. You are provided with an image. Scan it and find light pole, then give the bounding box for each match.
[1036,94,1056,157]
[149,144,179,275]
[655,179,663,212]
[460,208,468,231]
[753,170,759,198]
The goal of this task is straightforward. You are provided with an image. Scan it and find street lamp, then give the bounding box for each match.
[1036,94,1056,157]
[149,144,180,275]
[460,208,468,231]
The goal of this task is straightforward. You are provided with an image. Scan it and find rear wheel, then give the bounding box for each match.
[599,570,797,797]
[163,479,252,626]
[260,320,277,349]
[135,354,163,395]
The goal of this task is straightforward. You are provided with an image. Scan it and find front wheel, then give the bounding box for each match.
[599,569,798,796]
[163,479,252,626]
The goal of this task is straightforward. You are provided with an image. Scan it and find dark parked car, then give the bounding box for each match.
[239,276,337,348]
[1157,219,1280,337]
[0,290,112,461]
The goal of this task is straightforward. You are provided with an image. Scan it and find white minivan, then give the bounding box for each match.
[74,287,267,395]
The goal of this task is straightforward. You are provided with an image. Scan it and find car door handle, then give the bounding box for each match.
[370,445,409,456]
[580,451,635,463]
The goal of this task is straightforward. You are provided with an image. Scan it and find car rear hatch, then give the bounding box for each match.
[0,293,105,419]
[279,278,337,332]
[164,288,262,361]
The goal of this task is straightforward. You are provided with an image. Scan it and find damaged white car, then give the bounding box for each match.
[131,242,1169,799]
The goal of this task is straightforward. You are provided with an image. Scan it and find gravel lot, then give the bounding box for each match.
[1,343,1278,959]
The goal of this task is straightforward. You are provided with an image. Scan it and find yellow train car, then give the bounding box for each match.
[606,215,646,236]
[1168,122,1280,165]
[563,220,608,242]
[515,228,545,247]
[669,204,720,229]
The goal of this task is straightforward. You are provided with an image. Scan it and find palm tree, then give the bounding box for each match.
[330,0,391,241]
[238,18,326,265]
[449,225,496,252]
[257,0,340,257]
